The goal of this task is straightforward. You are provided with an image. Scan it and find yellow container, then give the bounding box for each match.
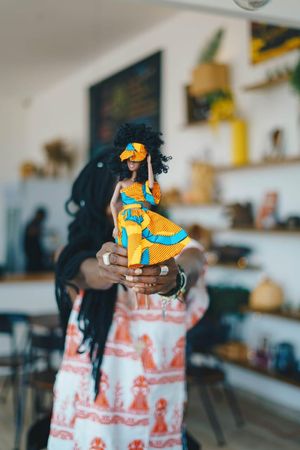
[231,119,248,166]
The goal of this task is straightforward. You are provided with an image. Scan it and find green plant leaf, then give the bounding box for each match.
[198,28,225,64]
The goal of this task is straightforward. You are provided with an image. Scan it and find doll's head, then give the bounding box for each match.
[110,123,171,182]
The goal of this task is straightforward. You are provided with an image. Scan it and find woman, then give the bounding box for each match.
[48,149,208,450]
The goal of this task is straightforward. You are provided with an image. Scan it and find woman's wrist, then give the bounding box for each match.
[159,265,187,301]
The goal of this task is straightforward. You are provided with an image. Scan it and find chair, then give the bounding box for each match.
[0,312,29,450]
[15,314,63,450]
[186,362,244,447]
[27,331,63,419]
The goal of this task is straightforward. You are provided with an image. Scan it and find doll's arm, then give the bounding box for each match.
[145,155,161,205]
[110,182,121,231]
[147,154,154,189]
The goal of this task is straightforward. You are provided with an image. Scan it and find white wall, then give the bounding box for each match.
[0,99,30,262]
[0,99,30,183]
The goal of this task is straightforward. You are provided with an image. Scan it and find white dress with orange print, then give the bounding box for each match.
[48,245,208,450]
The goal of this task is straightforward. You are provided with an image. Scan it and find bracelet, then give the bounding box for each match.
[159,265,187,301]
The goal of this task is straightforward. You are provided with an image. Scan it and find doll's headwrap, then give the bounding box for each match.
[120,142,147,162]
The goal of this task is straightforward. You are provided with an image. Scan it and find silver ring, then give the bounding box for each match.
[160,265,169,276]
[125,275,134,282]
[102,252,112,266]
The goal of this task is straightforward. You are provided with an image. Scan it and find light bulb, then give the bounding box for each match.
[233,0,271,11]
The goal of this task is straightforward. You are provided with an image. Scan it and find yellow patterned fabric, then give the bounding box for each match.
[120,142,147,162]
[116,181,190,267]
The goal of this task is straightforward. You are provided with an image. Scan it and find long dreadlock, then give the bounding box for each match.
[55,151,117,397]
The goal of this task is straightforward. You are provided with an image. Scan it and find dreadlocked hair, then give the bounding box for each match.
[110,122,171,182]
[55,151,117,397]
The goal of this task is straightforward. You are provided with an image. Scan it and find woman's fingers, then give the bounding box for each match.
[107,252,128,267]
[96,243,179,294]
[97,242,127,258]
[125,258,179,295]
[96,242,128,268]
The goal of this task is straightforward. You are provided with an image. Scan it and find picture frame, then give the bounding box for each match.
[251,22,300,64]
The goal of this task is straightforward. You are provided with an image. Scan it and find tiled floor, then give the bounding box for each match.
[0,383,299,450]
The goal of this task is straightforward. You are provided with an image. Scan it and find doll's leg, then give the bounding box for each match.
[126,221,143,267]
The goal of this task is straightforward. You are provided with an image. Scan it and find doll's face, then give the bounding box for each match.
[127,159,141,172]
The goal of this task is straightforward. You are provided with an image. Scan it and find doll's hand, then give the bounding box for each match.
[112,227,118,239]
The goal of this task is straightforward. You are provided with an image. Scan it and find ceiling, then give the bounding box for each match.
[2,0,300,101]
[0,0,176,100]
[148,0,300,27]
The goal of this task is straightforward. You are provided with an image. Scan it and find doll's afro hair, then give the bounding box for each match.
[110,123,171,182]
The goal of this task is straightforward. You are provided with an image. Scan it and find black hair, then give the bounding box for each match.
[55,151,117,397]
[110,123,171,182]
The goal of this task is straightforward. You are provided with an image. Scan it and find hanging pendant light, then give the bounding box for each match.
[233,0,271,11]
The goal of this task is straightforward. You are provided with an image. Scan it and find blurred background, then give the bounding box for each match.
[0,0,300,449]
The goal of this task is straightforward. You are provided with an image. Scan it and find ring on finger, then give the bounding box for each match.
[125,275,134,282]
[102,252,112,266]
[159,265,169,276]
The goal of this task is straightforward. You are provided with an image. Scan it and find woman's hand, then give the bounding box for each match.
[126,258,178,296]
[96,242,178,295]
[147,154,151,164]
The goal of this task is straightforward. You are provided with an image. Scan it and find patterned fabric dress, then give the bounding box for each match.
[48,249,208,450]
[116,181,190,267]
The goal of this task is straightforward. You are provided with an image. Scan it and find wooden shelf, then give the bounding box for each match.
[165,202,222,208]
[0,272,54,284]
[214,346,300,389]
[242,307,300,323]
[215,156,300,173]
[242,73,291,92]
[208,262,261,271]
[212,227,300,236]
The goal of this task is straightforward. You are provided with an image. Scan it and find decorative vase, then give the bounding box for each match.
[185,162,215,204]
[250,277,284,311]
[231,119,249,166]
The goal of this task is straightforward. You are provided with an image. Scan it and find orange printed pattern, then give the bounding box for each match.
[152,398,168,434]
[95,371,110,409]
[129,376,149,413]
[89,438,106,450]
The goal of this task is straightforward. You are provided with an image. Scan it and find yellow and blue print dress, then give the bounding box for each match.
[116,181,190,267]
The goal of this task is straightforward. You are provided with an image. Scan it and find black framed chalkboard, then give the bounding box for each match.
[89,51,162,157]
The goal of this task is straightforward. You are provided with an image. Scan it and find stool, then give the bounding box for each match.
[187,363,244,446]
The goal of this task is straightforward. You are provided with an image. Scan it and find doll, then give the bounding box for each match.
[110,123,190,269]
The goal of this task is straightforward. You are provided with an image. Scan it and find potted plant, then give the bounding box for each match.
[190,28,230,97]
